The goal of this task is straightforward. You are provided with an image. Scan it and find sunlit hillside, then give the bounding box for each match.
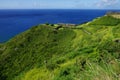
[0,15,120,80]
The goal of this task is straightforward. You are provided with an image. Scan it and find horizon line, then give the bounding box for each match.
[0,8,120,10]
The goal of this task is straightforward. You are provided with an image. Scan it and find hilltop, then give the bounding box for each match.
[106,12,120,19]
[0,15,120,80]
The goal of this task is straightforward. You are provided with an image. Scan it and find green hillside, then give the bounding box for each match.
[88,16,120,26]
[0,16,120,80]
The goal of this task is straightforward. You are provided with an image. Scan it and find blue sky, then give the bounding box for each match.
[0,0,120,9]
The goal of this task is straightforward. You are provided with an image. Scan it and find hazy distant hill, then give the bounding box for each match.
[106,12,120,19]
[0,15,120,80]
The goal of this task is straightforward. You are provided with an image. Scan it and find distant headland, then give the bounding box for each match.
[106,11,120,19]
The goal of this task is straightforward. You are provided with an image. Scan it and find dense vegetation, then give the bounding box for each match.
[89,16,120,26]
[0,15,120,80]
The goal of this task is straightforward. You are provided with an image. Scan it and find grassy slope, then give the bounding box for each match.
[0,16,120,80]
[89,16,120,26]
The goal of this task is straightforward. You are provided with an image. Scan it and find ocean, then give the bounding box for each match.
[0,9,119,42]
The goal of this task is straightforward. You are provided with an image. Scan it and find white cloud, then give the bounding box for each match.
[96,0,118,8]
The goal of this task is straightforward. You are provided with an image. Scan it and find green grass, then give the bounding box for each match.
[0,16,120,80]
[89,16,120,26]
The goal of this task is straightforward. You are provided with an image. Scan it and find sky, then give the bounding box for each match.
[0,0,120,9]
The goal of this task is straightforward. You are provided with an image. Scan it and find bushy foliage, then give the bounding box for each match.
[0,16,120,80]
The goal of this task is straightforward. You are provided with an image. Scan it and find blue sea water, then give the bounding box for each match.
[0,9,120,42]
